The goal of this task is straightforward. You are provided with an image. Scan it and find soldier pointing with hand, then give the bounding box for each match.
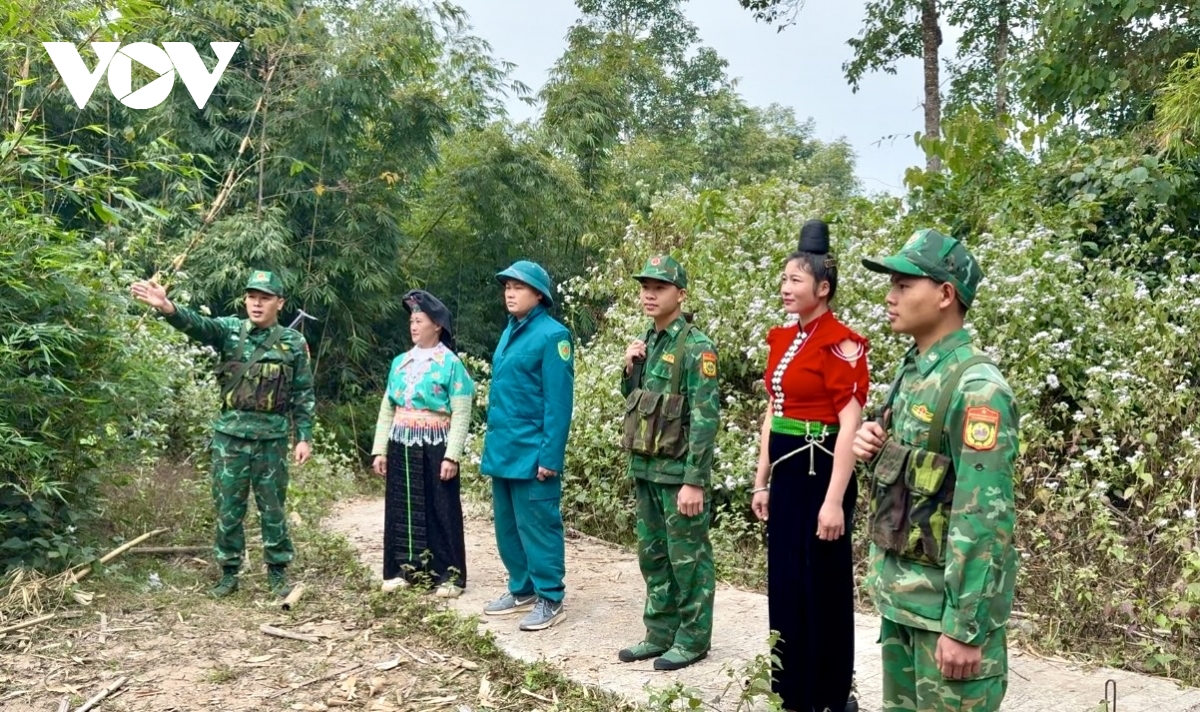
[131,270,316,599]
[852,230,1019,712]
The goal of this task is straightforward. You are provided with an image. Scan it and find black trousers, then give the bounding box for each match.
[383,439,467,587]
[766,430,857,712]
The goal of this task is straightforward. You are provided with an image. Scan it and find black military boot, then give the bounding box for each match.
[209,566,239,598]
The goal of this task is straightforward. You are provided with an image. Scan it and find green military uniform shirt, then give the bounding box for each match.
[620,315,720,488]
[866,328,1019,646]
[165,306,316,442]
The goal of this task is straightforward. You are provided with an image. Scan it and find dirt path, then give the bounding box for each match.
[328,495,1200,712]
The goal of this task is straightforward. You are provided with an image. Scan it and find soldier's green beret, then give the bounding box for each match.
[862,229,983,309]
[633,255,688,290]
[245,269,285,297]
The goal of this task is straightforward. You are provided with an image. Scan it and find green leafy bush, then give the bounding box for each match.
[0,226,218,571]
[457,173,1200,679]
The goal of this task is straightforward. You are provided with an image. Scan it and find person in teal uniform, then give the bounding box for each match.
[479,260,575,632]
[371,289,475,598]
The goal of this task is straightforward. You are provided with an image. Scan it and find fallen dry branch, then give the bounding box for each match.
[127,546,210,556]
[519,689,554,704]
[396,644,428,664]
[267,663,363,700]
[56,698,68,712]
[260,624,319,643]
[0,689,30,703]
[76,675,127,712]
[0,612,55,636]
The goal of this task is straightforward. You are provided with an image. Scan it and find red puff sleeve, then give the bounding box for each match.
[823,333,870,416]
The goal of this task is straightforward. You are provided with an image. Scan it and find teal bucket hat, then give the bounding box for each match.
[496,260,555,308]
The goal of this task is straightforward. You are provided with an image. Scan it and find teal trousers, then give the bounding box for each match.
[490,476,566,603]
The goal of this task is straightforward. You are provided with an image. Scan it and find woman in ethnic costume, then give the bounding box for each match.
[372,289,475,598]
[751,220,870,712]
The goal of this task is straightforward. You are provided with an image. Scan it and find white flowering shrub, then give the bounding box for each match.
[529,175,1200,677]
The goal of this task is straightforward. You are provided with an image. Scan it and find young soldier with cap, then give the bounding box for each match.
[479,260,575,631]
[616,255,720,672]
[852,229,1019,712]
[371,289,475,598]
[131,270,316,598]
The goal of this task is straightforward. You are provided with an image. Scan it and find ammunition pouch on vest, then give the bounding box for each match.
[219,322,292,414]
[867,354,993,567]
[620,324,693,459]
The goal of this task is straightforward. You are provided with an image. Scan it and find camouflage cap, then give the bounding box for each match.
[245,269,285,297]
[861,228,983,308]
[633,255,688,289]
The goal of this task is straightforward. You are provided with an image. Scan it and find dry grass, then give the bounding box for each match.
[0,521,636,712]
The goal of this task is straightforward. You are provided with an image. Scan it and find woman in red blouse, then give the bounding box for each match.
[752,219,869,712]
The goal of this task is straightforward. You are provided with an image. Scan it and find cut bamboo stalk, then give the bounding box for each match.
[127,546,209,556]
[76,675,127,712]
[0,613,55,636]
[280,583,306,611]
[67,529,169,585]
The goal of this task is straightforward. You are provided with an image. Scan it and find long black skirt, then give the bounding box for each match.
[766,430,857,712]
[383,439,467,588]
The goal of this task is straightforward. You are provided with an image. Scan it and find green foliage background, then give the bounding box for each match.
[4,0,1200,686]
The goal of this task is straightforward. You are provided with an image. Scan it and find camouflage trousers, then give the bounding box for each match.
[879,617,1007,711]
[210,432,294,569]
[634,478,715,656]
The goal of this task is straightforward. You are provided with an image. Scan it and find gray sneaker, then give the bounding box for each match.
[519,597,565,631]
[484,591,536,616]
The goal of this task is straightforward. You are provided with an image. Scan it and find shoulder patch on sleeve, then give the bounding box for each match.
[700,351,717,378]
[963,405,1000,451]
[557,339,572,361]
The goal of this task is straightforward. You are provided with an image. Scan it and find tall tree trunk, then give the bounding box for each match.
[921,0,942,172]
[995,0,1010,117]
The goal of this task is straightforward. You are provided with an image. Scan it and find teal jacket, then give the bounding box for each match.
[480,304,575,479]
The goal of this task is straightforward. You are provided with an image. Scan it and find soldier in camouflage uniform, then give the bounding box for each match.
[132,270,316,599]
[852,229,1019,712]
[616,255,720,672]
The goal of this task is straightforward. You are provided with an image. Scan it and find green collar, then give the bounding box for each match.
[648,313,688,341]
[915,328,972,376]
[511,303,546,327]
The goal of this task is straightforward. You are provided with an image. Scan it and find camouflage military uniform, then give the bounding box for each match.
[618,256,720,671]
[163,270,315,593]
[861,231,1019,712]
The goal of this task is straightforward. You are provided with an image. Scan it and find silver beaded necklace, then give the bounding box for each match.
[770,319,820,418]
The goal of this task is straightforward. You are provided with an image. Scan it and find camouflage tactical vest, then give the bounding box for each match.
[867,353,993,567]
[620,324,693,460]
[217,322,295,414]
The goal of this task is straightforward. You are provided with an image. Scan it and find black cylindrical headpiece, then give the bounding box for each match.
[798,219,830,254]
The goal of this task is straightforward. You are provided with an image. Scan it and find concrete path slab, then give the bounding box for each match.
[327,496,1200,711]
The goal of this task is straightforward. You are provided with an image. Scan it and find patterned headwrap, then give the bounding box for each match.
[402,289,455,351]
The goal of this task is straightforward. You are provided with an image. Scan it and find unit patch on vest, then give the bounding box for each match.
[700,351,717,378]
[963,406,1000,451]
[661,353,676,364]
[557,340,572,361]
